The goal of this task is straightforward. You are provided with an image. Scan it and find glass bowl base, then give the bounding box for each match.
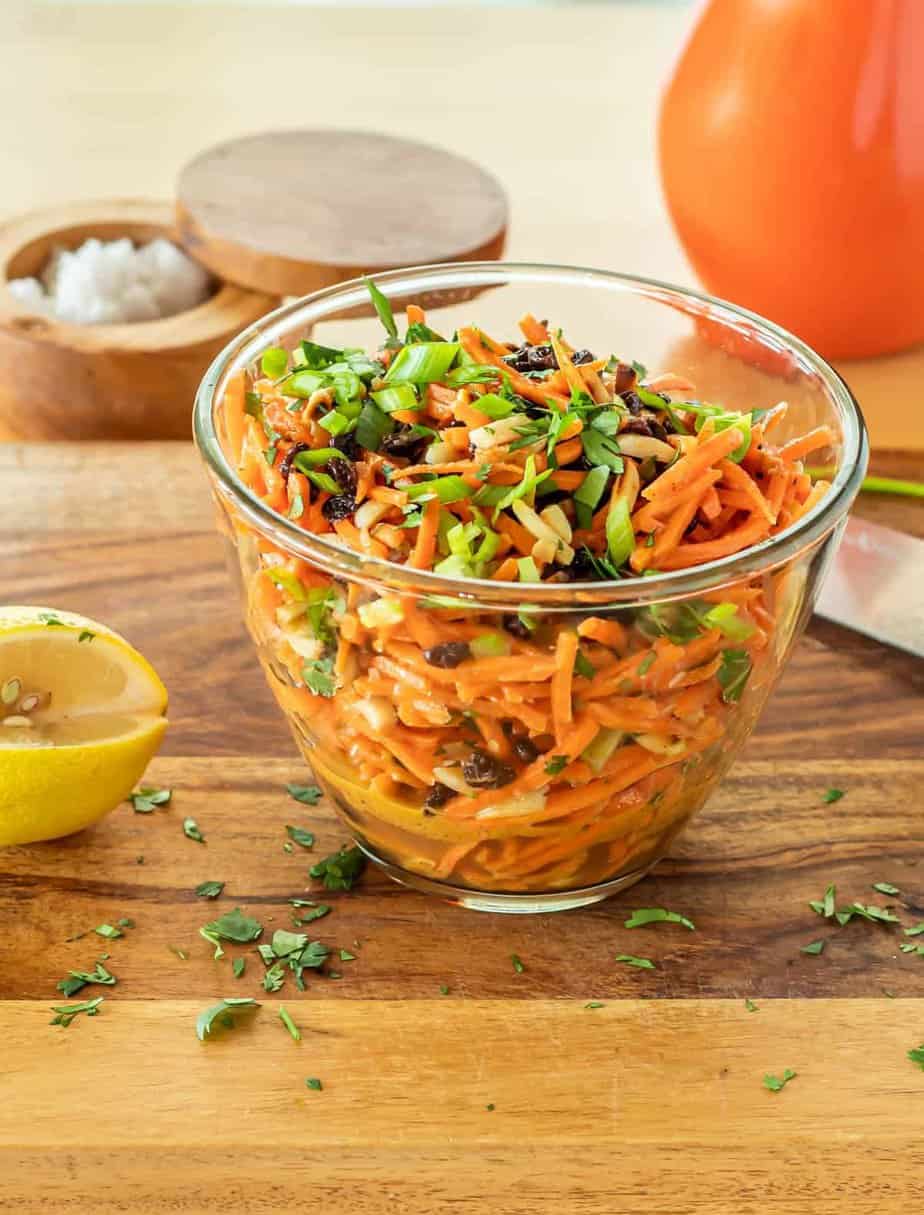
[356,841,659,914]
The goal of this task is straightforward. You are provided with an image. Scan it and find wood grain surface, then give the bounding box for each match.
[1,439,923,1212]
[176,130,508,297]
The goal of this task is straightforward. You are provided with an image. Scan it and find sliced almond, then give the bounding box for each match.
[1,678,21,706]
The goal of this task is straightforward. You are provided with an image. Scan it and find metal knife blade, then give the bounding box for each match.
[815,516,924,657]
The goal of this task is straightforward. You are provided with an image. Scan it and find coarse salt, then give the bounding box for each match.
[6,236,212,325]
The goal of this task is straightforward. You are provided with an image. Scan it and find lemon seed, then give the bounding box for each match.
[1,678,21,706]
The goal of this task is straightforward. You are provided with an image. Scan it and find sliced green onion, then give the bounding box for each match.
[372,384,419,414]
[330,369,362,407]
[304,470,341,495]
[384,342,461,385]
[636,387,691,435]
[491,455,552,514]
[283,369,328,399]
[292,449,342,471]
[702,602,754,642]
[318,410,353,437]
[405,475,473,505]
[605,497,634,568]
[433,554,471,578]
[471,393,516,420]
[806,468,924,499]
[582,728,625,773]
[517,556,541,583]
[470,632,510,659]
[406,321,446,344]
[264,567,306,600]
[261,347,289,379]
[574,466,610,530]
[705,411,752,462]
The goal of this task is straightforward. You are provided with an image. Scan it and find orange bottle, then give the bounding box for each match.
[659,0,924,360]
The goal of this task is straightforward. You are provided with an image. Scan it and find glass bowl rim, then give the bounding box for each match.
[194,261,868,611]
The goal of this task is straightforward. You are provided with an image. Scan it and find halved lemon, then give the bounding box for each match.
[0,607,168,845]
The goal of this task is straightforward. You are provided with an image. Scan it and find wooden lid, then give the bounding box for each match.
[175,130,508,298]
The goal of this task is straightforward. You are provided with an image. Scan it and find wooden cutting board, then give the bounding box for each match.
[1,443,922,1213]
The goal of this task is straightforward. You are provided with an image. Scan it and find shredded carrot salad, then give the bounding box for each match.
[218,281,835,892]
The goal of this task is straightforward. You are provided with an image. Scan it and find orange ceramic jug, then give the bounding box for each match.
[659,0,924,360]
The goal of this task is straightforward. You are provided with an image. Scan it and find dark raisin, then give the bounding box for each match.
[504,343,558,374]
[332,432,361,461]
[461,748,516,790]
[326,457,356,496]
[422,641,471,669]
[279,442,310,483]
[423,782,452,813]
[620,416,654,438]
[612,362,638,393]
[570,349,595,366]
[620,390,643,415]
[503,614,533,640]
[321,493,356,521]
[380,428,427,460]
[500,719,517,738]
[512,736,539,764]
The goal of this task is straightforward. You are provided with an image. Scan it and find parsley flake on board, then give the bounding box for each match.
[305,1077,323,1091]
[871,882,900,896]
[800,939,826,956]
[195,998,260,1041]
[745,999,760,1012]
[183,817,205,843]
[615,954,656,970]
[309,845,366,891]
[50,996,104,1027]
[763,1069,796,1093]
[905,923,924,937]
[909,1045,924,1071]
[837,903,900,926]
[200,908,263,958]
[585,1002,605,1010]
[94,924,123,940]
[130,787,172,813]
[303,657,336,698]
[544,756,568,776]
[56,960,117,997]
[823,788,845,804]
[439,984,450,996]
[195,881,225,900]
[809,884,837,918]
[286,826,315,850]
[232,958,246,980]
[511,954,525,974]
[287,783,323,805]
[624,907,696,931]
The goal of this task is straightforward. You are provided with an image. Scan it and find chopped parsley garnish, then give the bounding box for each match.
[544,756,568,776]
[636,652,656,677]
[823,788,845,804]
[262,964,285,993]
[183,817,205,843]
[50,995,103,1027]
[292,904,332,926]
[365,277,398,341]
[305,1077,323,1091]
[169,946,188,961]
[94,923,123,940]
[287,783,322,805]
[195,881,224,899]
[439,984,450,996]
[78,630,95,643]
[800,939,826,955]
[585,1001,605,1009]
[904,922,924,937]
[909,1045,924,1071]
[232,958,246,979]
[339,949,356,962]
[279,1005,301,1041]
[130,787,171,813]
[836,903,900,926]
[624,908,695,931]
[286,825,315,850]
[195,997,260,1041]
[303,657,336,698]
[615,954,656,970]
[309,845,366,891]
[871,881,899,896]
[511,953,525,974]
[763,1069,796,1093]
[745,999,759,1012]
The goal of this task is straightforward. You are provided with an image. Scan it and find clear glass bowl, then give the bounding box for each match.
[194,263,867,912]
